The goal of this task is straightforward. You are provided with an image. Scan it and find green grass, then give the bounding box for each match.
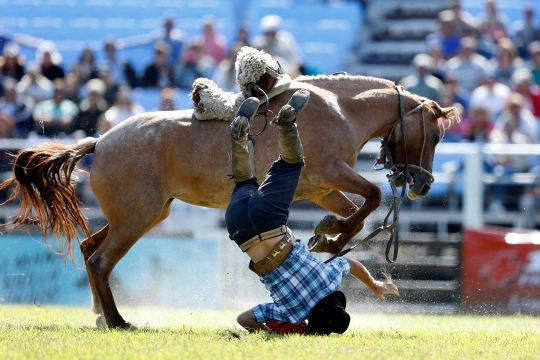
[1,305,539,360]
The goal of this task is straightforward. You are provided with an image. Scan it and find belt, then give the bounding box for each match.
[240,225,288,252]
[249,229,295,276]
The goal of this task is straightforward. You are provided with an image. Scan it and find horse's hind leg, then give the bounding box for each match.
[80,225,109,324]
[86,200,173,329]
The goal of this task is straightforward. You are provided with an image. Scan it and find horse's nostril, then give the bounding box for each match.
[419,183,431,196]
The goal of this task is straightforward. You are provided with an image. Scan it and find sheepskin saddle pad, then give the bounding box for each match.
[191,46,291,121]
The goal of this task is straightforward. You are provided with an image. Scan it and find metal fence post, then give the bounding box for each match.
[463,145,483,229]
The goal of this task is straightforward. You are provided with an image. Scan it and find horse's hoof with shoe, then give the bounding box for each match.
[314,214,343,235]
[308,234,345,254]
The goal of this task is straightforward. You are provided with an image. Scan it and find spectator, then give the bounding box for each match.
[74,79,108,136]
[455,105,494,143]
[488,113,535,212]
[512,68,540,118]
[253,15,303,76]
[104,86,144,127]
[449,0,478,37]
[175,43,214,89]
[96,64,119,105]
[469,69,511,120]
[64,71,83,104]
[489,38,525,87]
[37,41,65,81]
[477,0,509,45]
[16,63,54,103]
[442,72,470,115]
[0,43,25,81]
[32,78,78,137]
[399,54,444,101]
[510,4,540,59]
[426,10,461,60]
[141,41,175,89]
[99,39,138,88]
[157,87,176,111]
[0,78,33,138]
[195,16,227,65]
[428,43,447,80]
[157,16,186,66]
[444,36,490,93]
[494,92,538,143]
[527,41,540,85]
[74,47,98,83]
[213,42,244,92]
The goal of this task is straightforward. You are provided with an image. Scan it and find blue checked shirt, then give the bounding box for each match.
[252,240,350,324]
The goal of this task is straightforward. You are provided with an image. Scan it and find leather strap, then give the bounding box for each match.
[240,225,288,252]
[249,230,295,276]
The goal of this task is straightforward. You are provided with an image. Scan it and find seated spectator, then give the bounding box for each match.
[96,64,119,105]
[527,41,540,85]
[74,79,108,136]
[0,78,34,138]
[510,4,540,59]
[454,105,494,143]
[469,70,511,120]
[157,87,176,111]
[74,47,98,83]
[213,42,244,92]
[64,71,83,104]
[195,16,227,66]
[104,86,144,127]
[494,92,538,143]
[175,43,214,89]
[512,68,540,117]
[442,72,470,116]
[253,15,304,76]
[141,41,175,89]
[428,43,447,81]
[449,0,478,37]
[489,38,525,87]
[488,114,535,212]
[32,78,78,137]
[426,10,461,60]
[37,41,65,81]
[0,43,25,81]
[99,39,138,88]
[477,0,509,45]
[444,36,490,92]
[16,63,54,103]
[399,54,444,101]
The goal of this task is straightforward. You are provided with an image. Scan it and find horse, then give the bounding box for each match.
[0,74,460,328]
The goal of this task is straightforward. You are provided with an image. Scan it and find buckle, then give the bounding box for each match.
[279,241,286,249]
[271,250,281,257]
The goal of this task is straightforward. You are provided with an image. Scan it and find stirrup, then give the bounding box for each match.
[274,89,310,126]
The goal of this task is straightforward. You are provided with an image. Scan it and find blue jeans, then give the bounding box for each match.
[225,157,303,249]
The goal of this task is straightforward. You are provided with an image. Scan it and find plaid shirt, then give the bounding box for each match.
[252,240,350,324]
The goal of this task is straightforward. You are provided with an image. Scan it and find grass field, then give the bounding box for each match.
[1,305,539,360]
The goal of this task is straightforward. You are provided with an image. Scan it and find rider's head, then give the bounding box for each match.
[308,291,350,335]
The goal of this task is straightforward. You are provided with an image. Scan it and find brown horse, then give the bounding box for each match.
[0,75,460,328]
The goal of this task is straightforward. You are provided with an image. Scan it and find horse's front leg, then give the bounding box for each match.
[308,161,381,254]
[311,190,359,234]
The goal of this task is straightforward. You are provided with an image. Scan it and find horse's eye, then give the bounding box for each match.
[433,134,440,144]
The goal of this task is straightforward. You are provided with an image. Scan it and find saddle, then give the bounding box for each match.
[191,46,291,121]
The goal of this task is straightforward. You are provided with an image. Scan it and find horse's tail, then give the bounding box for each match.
[0,137,98,260]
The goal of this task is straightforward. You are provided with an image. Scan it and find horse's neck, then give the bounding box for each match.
[346,89,404,140]
[296,74,394,97]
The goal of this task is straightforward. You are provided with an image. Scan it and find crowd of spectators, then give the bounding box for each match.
[398,0,540,213]
[0,14,304,141]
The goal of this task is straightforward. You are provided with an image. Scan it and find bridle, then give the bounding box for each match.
[324,85,434,264]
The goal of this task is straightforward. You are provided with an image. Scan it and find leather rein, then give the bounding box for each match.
[325,85,433,264]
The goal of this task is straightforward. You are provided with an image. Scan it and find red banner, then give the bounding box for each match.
[462,227,540,313]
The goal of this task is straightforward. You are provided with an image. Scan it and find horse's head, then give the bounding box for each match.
[380,92,461,200]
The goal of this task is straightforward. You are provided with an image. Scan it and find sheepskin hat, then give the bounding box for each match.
[235,46,281,98]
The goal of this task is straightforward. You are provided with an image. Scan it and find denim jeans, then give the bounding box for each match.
[225,157,303,249]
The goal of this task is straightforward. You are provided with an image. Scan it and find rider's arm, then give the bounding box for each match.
[344,257,399,302]
[237,309,271,333]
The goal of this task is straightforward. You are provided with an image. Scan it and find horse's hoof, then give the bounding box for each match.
[96,315,107,328]
[308,234,344,255]
[314,215,340,235]
[118,321,138,330]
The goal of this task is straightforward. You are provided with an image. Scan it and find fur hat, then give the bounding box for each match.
[235,46,281,98]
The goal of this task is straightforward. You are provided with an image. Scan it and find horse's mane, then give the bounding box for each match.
[295,74,395,95]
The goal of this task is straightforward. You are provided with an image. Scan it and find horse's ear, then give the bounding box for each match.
[430,102,462,127]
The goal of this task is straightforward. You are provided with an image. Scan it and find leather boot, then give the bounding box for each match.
[275,89,310,164]
[230,97,259,182]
